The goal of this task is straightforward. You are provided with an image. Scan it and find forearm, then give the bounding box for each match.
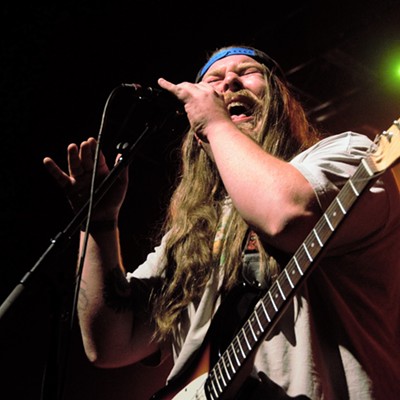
[78,228,158,367]
[206,120,320,251]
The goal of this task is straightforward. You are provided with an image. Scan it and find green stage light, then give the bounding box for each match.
[380,47,400,92]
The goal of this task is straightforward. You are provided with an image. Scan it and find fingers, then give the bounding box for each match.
[68,138,97,177]
[158,77,215,103]
[158,77,188,99]
[43,156,72,189]
[44,137,128,216]
[67,142,83,178]
[79,139,96,172]
[157,77,174,92]
[44,137,100,188]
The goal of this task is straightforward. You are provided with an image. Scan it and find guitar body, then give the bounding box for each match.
[167,373,208,400]
[150,348,210,400]
[151,285,262,400]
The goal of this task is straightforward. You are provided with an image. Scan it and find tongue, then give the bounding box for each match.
[231,114,248,122]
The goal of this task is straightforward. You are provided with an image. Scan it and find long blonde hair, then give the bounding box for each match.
[151,52,320,341]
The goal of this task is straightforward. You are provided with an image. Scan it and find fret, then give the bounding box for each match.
[313,217,331,244]
[234,334,246,359]
[225,350,236,379]
[313,228,323,247]
[323,213,334,231]
[230,341,240,366]
[268,291,278,312]
[250,312,264,336]
[221,355,231,381]
[361,158,375,177]
[246,325,256,349]
[214,366,223,393]
[254,307,267,336]
[278,273,293,294]
[287,262,301,286]
[340,181,362,211]
[305,240,317,259]
[293,256,304,275]
[284,268,294,288]
[302,242,313,262]
[276,279,286,300]
[335,196,347,214]
[215,362,226,388]
[241,327,251,351]
[254,310,264,335]
[305,232,323,259]
[226,348,236,373]
[260,299,271,322]
[353,162,373,193]
[328,203,344,228]
[248,319,258,341]
[211,375,220,398]
[271,288,283,311]
[205,374,218,400]
[348,178,359,196]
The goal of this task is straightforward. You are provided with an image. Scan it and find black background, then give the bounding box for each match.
[1,1,399,399]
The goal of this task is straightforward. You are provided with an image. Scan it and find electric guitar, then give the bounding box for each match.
[151,119,400,400]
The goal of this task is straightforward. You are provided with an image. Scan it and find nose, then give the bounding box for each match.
[222,72,243,92]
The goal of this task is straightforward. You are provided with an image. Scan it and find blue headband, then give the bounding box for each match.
[195,46,284,82]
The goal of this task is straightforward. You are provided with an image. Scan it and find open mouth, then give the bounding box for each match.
[228,102,252,117]
[227,99,256,122]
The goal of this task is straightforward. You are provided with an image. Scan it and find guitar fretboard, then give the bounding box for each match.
[204,158,377,400]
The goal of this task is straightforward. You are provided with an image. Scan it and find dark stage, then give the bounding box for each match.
[0,1,399,399]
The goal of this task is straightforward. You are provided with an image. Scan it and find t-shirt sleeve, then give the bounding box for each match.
[126,234,168,281]
[290,131,374,210]
[290,131,399,250]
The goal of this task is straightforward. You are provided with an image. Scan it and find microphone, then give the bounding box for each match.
[121,83,183,114]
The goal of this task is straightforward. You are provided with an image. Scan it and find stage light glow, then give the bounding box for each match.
[379,46,400,92]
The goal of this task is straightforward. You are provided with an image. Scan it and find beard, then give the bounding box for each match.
[224,89,265,137]
[236,120,258,135]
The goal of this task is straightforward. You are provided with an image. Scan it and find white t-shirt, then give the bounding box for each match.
[128,132,400,399]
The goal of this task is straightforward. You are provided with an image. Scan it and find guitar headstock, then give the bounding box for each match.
[368,118,400,172]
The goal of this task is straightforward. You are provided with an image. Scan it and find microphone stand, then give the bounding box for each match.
[0,96,185,399]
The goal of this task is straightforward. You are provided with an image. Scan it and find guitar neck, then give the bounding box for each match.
[204,157,379,400]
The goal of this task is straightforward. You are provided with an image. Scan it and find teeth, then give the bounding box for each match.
[227,101,252,117]
[227,101,249,111]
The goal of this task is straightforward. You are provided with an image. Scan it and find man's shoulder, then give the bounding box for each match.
[294,131,373,162]
[315,131,373,150]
